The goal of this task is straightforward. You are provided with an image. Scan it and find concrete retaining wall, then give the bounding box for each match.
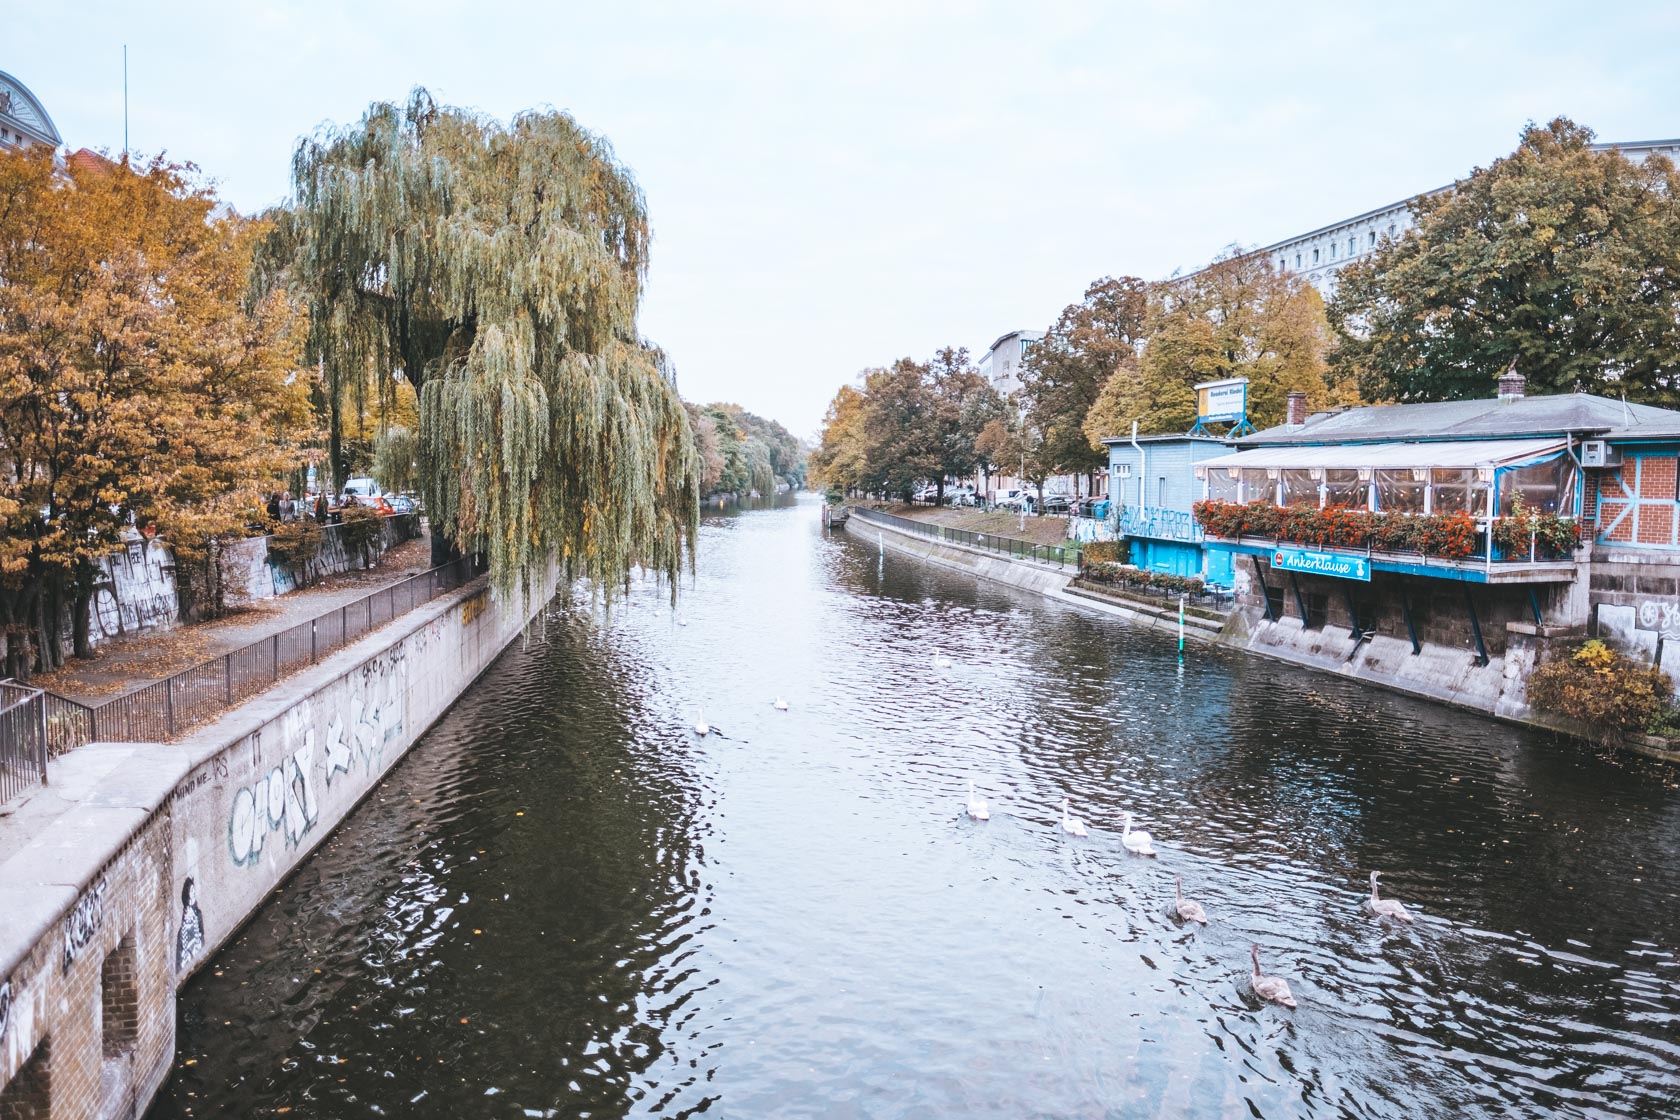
[861,517,1076,597]
[0,565,553,1118]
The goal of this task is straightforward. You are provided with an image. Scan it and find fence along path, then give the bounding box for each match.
[850,505,1082,568]
[23,555,479,766]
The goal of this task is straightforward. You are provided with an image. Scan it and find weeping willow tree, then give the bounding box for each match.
[271,90,698,596]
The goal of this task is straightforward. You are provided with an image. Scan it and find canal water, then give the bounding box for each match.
[151,497,1680,1119]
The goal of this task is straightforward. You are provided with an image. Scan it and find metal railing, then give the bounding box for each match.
[50,553,479,749]
[0,681,50,804]
[852,506,1081,568]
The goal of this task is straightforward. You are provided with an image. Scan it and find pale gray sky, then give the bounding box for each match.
[12,1,1680,438]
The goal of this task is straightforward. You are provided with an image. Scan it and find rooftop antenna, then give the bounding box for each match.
[1622,391,1634,426]
[122,45,128,157]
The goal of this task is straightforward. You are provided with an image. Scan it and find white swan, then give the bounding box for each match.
[1174,875,1207,924]
[1121,812,1155,856]
[773,696,789,711]
[966,781,990,821]
[934,649,953,669]
[692,709,709,737]
[1060,798,1087,838]
[1251,945,1297,1008]
[1369,871,1413,922]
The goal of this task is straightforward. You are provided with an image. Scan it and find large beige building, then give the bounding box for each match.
[1258,137,1680,296]
[0,70,60,152]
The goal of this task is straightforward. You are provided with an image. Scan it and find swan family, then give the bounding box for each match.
[959,787,1419,1009]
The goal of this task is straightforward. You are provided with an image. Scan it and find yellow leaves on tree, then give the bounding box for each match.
[0,146,311,674]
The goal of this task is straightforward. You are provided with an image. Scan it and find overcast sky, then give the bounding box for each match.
[12,1,1679,438]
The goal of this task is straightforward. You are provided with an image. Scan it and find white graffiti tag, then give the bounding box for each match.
[226,739,319,867]
[1637,600,1680,635]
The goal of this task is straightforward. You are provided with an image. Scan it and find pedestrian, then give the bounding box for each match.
[266,491,281,522]
[315,492,328,523]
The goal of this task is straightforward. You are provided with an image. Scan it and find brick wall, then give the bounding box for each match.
[0,820,174,1120]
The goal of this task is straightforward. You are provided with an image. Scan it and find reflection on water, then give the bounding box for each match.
[152,495,1680,1119]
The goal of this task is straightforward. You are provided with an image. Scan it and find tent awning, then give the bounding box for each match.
[1198,438,1567,472]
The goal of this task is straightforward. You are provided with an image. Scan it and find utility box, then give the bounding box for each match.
[1581,440,1621,468]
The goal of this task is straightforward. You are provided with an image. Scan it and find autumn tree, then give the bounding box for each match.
[1083,254,1341,444]
[925,348,1001,504]
[0,148,311,675]
[1020,277,1149,491]
[809,384,869,495]
[270,90,698,594]
[858,359,939,501]
[1330,118,1680,403]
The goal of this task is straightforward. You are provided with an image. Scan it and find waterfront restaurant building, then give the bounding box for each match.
[1192,376,1680,670]
[1101,435,1232,583]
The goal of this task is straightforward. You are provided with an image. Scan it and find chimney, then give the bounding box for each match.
[1285,391,1308,427]
[1498,366,1526,401]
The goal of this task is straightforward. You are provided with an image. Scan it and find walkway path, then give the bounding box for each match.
[34,534,434,705]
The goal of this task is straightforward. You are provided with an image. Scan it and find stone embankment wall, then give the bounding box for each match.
[0,565,553,1118]
[1587,547,1680,678]
[30,517,421,668]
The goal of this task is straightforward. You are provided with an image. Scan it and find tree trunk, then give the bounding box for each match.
[935,480,945,506]
[71,584,93,660]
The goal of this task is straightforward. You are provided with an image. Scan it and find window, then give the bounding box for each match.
[1498,457,1576,514]
[1430,468,1482,515]
[1158,477,1167,505]
[1240,468,1273,504]
[1115,462,1131,478]
[1348,237,1356,255]
[1279,258,1287,270]
[1312,249,1320,264]
[1207,469,1238,501]
[1295,254,1302,268]
[1323,469,1368,509]
[1374,468,1426,514]
[1329,243,1337,260]
[1281,469,1320,507]
[1368,231,1376,247]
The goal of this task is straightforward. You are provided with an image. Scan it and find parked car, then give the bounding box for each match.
[389,494,418,515]
[946,489,978,507]
[995,489,1038,512]
[1041,494,1073,514]
[341,477,382,504]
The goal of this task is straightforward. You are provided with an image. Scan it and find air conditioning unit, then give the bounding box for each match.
[1580,440,1621,468]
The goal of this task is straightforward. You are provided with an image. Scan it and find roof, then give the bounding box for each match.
[1100,434,1231,447]
[0,70,60,146]
[983,329,1044,354]
[1201,438,1568,472]
[1241,392,1680,447]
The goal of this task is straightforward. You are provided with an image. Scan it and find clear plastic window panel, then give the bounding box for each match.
[1322,469,1369,510]
[1497,456,1574,514]
[1374,468,1426,514]
[1206,469,1238,502]
[1280,469,1319,507]
[1240,469,1274,504]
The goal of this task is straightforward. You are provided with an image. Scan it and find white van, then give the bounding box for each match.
[341,477,382,502]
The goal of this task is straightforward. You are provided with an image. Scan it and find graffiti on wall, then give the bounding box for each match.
[83,537,179,648]
[61,879,106,972]
[1637,600,1680,636]
[227,704,320,868]
[175,877,205,972]
[0,978,10,1041]
[324,649,407,785]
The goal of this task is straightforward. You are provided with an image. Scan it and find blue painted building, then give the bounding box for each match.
[1101,435,1233,583]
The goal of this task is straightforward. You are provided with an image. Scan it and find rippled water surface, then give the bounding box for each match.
[151,497,1680,1119]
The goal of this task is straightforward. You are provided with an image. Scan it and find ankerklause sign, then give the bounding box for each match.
[1271,547,1371,581]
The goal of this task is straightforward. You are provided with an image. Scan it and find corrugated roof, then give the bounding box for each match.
[1242,393,1680,446]
[1200,438,1567,472]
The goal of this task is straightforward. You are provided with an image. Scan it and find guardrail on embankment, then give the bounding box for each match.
[850,506,1081,568]
[1,556,481,779]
